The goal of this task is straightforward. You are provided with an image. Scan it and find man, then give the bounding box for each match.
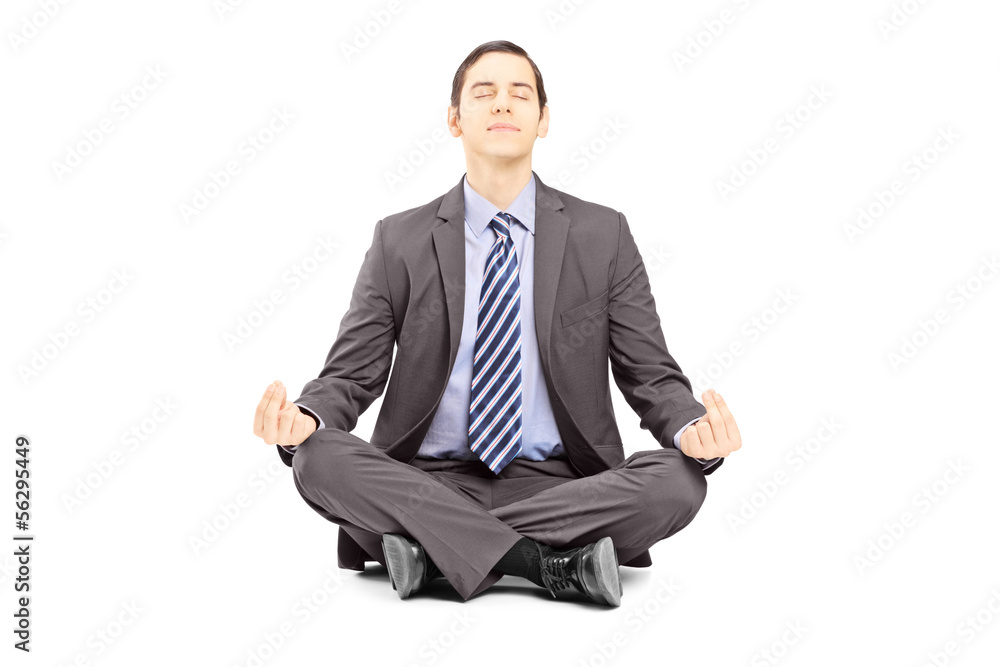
[253,40,741,607]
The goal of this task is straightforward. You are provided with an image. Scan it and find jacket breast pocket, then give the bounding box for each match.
[560,289,609,328]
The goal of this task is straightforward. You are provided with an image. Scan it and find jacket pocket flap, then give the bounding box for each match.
[560,289,609,328]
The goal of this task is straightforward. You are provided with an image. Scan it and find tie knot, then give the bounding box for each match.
[491,212,516,240]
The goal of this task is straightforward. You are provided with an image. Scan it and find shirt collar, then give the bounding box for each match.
[463,172,536,237]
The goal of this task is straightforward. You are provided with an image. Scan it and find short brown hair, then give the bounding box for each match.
[450,40,547,121]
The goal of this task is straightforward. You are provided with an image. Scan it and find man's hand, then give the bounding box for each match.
[252,380,317,448]
[679,389,742,460]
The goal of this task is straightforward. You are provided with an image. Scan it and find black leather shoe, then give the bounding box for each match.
[536,536,622,607]
[381,533,443,599]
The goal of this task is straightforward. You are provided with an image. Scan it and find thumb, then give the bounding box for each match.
[681,425,704,459]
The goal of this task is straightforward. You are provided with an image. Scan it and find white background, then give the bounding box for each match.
[2,0,999,665]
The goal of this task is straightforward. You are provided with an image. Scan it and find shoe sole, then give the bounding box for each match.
[382,534,416,599]
[592,536,622,607]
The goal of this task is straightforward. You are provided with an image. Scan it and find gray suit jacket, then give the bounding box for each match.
[279,170,721,568]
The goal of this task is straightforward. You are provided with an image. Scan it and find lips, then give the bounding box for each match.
[488,123,519,131]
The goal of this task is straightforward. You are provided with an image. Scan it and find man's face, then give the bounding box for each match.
[448,51,549,161]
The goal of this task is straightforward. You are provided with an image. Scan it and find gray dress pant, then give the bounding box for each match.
[291,428,709,601]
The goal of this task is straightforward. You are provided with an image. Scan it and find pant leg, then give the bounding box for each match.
[330,467,498,570]
[290,428,523,601]
[334,475,512,600]
[488,447,709,567]
[323,455,602,600]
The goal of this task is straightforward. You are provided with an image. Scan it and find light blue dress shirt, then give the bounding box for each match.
[416,172,563,460]
[284,173,701,458]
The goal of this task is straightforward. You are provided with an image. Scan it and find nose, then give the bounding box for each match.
[492,91,512,114]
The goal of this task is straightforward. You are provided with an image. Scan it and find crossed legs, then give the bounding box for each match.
[291,429,708,601]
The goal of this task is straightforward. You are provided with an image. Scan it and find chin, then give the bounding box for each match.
[489,151,524,161]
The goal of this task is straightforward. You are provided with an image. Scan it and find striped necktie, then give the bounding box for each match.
[469,211,523,474]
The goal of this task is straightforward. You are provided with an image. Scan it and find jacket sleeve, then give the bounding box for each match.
[276,219,396,467]
[607,211,723,475]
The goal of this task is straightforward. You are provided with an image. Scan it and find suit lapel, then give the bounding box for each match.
[431,174,467,380]
[531,173,569,380]
[432,171,569,383]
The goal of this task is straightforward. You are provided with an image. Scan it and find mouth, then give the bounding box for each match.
[488,123,519,132]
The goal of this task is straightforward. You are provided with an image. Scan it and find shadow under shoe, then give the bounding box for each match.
[536,536,622,607]
[381,533,443,599]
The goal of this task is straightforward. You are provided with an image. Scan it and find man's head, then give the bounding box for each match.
[447,41,550,165]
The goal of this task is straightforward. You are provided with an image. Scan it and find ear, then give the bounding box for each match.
[446,105,462,138]
[536,105,550,138]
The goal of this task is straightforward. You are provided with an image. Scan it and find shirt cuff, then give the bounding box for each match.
[695,456,723,472]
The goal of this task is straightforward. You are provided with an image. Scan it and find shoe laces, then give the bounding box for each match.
[537,542,571,596]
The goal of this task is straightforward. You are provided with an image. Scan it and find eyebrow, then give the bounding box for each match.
[470,81,534,94]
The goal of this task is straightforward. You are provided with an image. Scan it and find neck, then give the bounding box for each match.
[463,157,533,212]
